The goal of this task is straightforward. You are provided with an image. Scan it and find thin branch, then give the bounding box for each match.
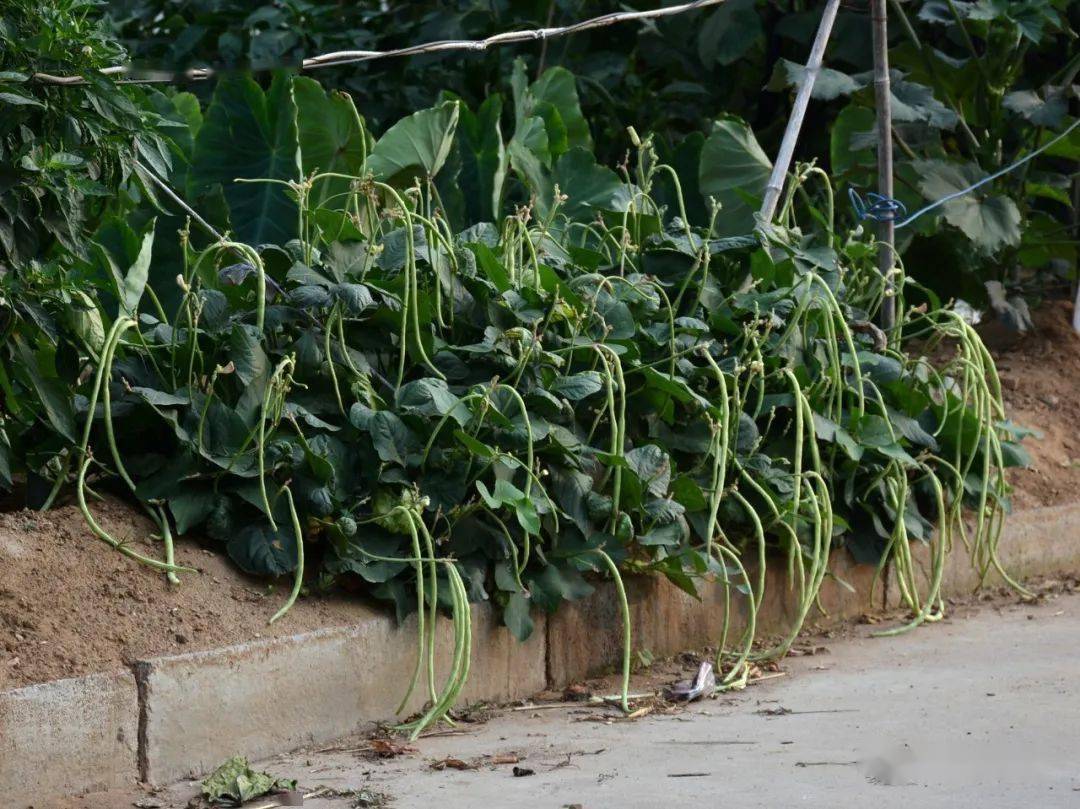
[32,0,724,86]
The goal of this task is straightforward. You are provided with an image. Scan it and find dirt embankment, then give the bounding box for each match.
[993,299,1080,510]
[0,497,371,690]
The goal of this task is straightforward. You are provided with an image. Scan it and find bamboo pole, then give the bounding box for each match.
[757,0,842,225]
[872,0,897,332]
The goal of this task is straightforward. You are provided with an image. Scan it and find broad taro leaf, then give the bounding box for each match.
[455,93,508,223]
[367,100,460,184]
[529,66,591,154]
[766,59,866,101]
[508,115,551,200]
[913,159,1022,253]
[294,77,369,210]
[698,116,772,237]
[697,0,764,67]
[549,148,630,220]
[190,72,300,245]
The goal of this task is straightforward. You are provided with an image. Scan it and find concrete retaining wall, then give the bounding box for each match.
[139,606,546,784]
[0,671,138,805]
[3,501,1078,805]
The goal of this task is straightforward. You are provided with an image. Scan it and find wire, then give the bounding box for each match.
[850,117,1080,229]
[135,161,226,242]
[31,0,725,86]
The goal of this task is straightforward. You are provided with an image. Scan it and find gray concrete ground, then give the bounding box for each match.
[78,589,1080,809]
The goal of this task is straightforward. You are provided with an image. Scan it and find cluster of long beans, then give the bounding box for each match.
[60,123,1023,728]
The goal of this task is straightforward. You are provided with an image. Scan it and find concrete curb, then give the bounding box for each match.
[0,670,138,804]
[138,606,546,785]
[3,501,1078,805]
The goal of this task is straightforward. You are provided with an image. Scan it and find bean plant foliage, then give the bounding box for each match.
[0,3,1044,732]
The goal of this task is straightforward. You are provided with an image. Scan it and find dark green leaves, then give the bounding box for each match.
[228,521,299,575]
[699,116,772,237]
[914,159,1022,253]
[190,73,301,245]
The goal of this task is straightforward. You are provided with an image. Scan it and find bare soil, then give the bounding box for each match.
[1,301,1077,689]
[0,497,371,690]
[992,299,1080,510]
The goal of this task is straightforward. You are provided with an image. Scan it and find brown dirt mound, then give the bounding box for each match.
[993,299,1080,511]
[0,497,371,690]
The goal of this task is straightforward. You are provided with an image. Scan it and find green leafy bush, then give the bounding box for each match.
[0,0,172,267]
[0,2,1052,732]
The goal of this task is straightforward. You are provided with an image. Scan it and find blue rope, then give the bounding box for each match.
[848,117,1080,230]
[848,189,907,222]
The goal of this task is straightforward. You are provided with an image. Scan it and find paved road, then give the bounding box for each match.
[84,589,1080,808]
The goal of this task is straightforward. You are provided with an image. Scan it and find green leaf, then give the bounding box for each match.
[529,67,591,153]
[368,100,460,183]
[812,413,864,461]
[698,116,772,237]
[890,79,958,129]
[131,387,189,407]
[229,324,269,387]
[369,411,419,466]
[13,339,77,444]
[456,94,508,222]
[169,488,216,534]
[549,148,629,220]
[767,59,865,100]
[454,429,497,459]
[396,378,468,425]
[119,224,154,316]
[227,521,299,576]
[503,592,535,641]
[190,72,300,245]
[1003,89,1067,127]
[551,371,604,401]
[625,445,672,498]
[913,159,1022,253]
[0,91,43,107]
[0,437,11,488]
[332,282,375,315]
[294,76,369,210]
[697,0,764,67]
[830,105,876,176]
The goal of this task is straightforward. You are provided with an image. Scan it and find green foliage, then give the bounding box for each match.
[0,1,170,268]
[0,0,1056,725]
[201,755,296,805]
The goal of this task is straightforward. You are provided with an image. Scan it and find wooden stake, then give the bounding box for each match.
[758,0,842,225]
[872,0,897,331]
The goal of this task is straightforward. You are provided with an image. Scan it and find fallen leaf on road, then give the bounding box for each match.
[431,757,476,771]
[369,739,417,758]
